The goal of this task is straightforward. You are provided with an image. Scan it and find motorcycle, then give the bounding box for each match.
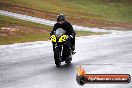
[50,28,72,67]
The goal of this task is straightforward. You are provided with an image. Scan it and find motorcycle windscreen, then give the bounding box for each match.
[54,28,66,38]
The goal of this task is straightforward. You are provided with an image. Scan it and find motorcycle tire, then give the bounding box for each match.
[54,47,61,67]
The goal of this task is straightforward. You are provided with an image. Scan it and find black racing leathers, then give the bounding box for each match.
[50,21,76,51]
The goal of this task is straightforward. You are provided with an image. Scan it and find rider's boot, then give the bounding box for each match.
[71,45,76,55]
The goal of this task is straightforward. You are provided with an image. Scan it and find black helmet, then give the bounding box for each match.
[57,14,65,21]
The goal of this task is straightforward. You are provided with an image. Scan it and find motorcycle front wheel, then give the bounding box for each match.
[54,47,61,67]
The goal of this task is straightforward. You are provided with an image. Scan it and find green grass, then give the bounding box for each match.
[0,0,132,23]
[76,31,105,37]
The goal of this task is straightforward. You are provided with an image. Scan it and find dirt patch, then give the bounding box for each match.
[1,27,20,32]
[0,26,49,37]
[0,2,132,30]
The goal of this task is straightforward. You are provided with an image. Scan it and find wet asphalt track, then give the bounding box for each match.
[0,33,132,88]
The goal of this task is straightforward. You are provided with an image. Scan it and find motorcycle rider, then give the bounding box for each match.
[50,14,76,54]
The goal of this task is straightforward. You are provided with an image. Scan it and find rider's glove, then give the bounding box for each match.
[68,35,73,40]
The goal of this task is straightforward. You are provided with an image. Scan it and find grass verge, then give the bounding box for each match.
[0,15,105,45]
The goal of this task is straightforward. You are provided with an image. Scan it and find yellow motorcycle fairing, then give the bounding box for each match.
[58,35,68,42]
[50,35,56,42]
